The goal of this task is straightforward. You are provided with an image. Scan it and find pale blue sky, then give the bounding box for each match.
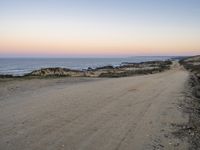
[1,0,199,25]
[0,0,199,57]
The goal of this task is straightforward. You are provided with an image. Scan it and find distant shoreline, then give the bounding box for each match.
[0,56,182,76]
[0,60,174,79]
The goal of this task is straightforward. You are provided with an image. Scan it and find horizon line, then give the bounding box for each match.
[0,55,193,59]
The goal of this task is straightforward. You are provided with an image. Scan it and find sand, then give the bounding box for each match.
[0,62,189,150]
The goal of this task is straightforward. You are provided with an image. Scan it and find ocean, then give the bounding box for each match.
[0,56,174,76]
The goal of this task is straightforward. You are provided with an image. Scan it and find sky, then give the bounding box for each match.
[0,0,200,57]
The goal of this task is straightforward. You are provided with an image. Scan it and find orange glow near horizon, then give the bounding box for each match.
[0,0,200,57]
[1,35,199,57]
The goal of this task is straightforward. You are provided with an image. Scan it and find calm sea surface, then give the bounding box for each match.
[0,56,174,75]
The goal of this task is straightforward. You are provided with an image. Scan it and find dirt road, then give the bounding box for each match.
[0,63,189,150]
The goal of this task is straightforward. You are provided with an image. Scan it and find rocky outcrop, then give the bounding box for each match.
[0,75,15,78]
[0,60,172,78]
[24,60,172,78]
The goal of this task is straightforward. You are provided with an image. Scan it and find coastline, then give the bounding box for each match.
[0,60,172,79]
[0,56,175,76]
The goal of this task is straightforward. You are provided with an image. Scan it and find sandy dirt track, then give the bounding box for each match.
[0,63,189,150]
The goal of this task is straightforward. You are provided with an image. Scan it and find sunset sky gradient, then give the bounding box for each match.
[0,0,200,57]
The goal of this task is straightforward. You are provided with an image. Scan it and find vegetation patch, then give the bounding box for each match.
[178,55,200,149]
[0,60,172,79]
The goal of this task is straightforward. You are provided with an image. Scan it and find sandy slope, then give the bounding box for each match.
[0,63,189,150]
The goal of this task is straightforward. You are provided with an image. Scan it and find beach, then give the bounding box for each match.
[0,62,190,150]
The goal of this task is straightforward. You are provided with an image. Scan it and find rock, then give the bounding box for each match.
[195,85,200,98]
[0,74,14,78]
[95,65,114,70]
